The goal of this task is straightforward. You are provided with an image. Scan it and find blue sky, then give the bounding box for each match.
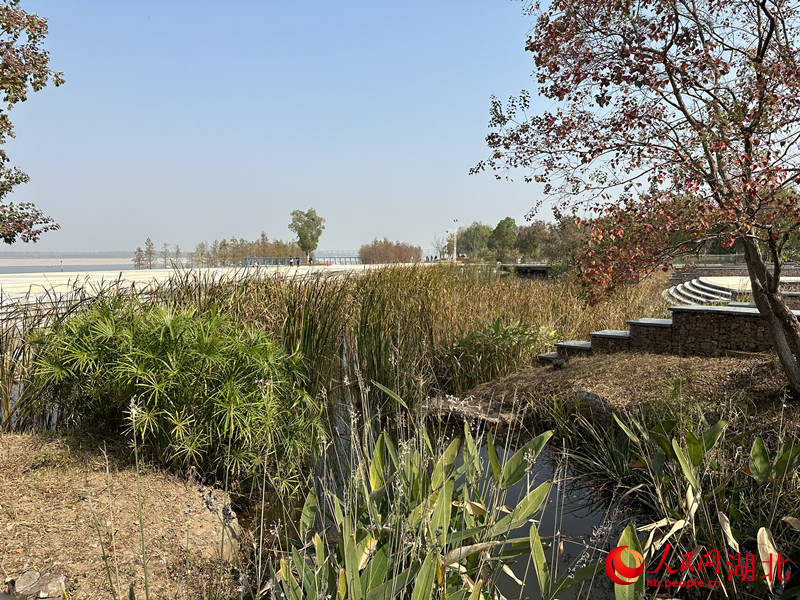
[7,0,548,253]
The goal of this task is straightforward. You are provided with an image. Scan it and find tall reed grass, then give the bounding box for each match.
[0,265,669,432]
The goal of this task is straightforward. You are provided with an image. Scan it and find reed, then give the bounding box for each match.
[1,265,669,432]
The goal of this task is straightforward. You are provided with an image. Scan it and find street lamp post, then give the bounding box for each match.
[453,218,458,263]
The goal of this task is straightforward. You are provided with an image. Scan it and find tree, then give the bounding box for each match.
[289,208,325,258]
[515,221,549,260]
[144,237,155,269]
[431,234,447,259]
[0,3,64,245]
[132,247,145,269]
[161,242,170,268]
[359,239,422,264]
[173,245,181,266]
[457,222,493,258]
[476,0,800,390]
[487,217,517,260]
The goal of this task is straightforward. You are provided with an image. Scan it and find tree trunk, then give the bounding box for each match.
[742,238,800,392]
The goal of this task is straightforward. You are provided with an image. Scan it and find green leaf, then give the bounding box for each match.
[360,544,389,591]
[468,580,484,600]
[701,419,728,451]
[772,441,800,480]
[487,432,501,484]
[342,518,364,600]
[686,432,703,468]
[411,552,437,600]
[364,565,419,600]
[749,437,771,484]
[463,422,482,483]
[280,558,304,600]
[384,434,399,469]
[371,381,408,410]
[653,450,666,478]
[614,524,644,600]
[431,479,454,546]
[651,432,675,460]
[432,437,462,490]
[500,431,553,490]
[300,488,318,540]
[489,481,550,536]
[369,433,386,491]
[409,489,439,528]
[529,524,551,599]
[613,414,639,444]
[672,439,699,492]
[294,547,318,598]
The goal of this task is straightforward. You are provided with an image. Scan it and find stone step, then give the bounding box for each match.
[666,285,697,305]
[697,277,737,294]
[684,280,729,301]
[536,352,561,365]
[590,330,631,353]
[555,340,592,359]
[676,282,715,304]
[690,278,732,298]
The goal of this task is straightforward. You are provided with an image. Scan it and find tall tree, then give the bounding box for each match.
[0,2,64,244]
[476,0,800,390]
[132,247,145,270]
[487,217,518,260]
[457,221,493,258]
[144,237,155,269]
[161,242,170,268]
[173,244,181,266]
[289,208,325,259]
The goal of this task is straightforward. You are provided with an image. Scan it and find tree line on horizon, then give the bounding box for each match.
[132,209,326,269]
[446,217,586,264]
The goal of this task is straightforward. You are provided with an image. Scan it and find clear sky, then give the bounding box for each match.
[6,0,549,254]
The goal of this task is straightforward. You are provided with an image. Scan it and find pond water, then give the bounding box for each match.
[316,403,625,599]
[485,441,618,599]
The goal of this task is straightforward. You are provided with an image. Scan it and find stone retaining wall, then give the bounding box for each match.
[630,321,673,353]
[669,306,775,355]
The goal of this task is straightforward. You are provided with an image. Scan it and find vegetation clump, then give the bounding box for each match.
[28,299,322,492]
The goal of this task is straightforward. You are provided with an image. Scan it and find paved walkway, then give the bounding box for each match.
[0,264,395,301]
[704,276,800,293]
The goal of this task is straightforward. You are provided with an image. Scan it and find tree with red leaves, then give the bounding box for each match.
[475,0,800,390]
[0,1,63,245]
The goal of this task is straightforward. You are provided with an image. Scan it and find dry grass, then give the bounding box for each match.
[466,352,788,411]
[0,433,239,600]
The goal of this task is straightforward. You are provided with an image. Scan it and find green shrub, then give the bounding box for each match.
[29,298,321,492]
[440,318,557,393]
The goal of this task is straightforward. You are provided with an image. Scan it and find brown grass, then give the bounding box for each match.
[0,433,239,600]
[467,352,788,410]
[457,352,799,445]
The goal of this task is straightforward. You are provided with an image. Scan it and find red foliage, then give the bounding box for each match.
[475,0,800,302]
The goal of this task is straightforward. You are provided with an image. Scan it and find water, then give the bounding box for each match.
[0,262,132,274]
[315,401,620,599]
[477,442,616,599]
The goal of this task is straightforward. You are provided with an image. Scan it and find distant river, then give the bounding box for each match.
[0,263,134,274]
[0,255,138,275]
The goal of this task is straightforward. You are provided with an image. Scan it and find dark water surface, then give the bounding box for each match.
[479,442,617,599]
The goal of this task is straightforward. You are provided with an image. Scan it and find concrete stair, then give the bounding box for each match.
[664,277,733,306]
